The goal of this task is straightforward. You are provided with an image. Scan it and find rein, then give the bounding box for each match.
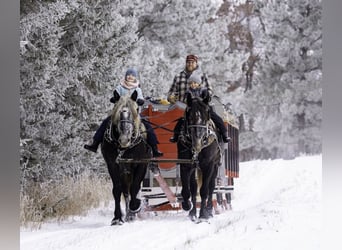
[142,117,182,133]
[184,103,218,154]
[108,125,144,153]
[104,113,143,150]
[187,124,208,130]
[120,119,134,124]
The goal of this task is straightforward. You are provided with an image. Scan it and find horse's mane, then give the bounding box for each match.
[111,95,141,135]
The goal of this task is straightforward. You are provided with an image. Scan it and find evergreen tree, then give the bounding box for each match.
[20,0,142,188]
[238,0,322,159]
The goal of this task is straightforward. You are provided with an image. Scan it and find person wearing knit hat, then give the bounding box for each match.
[187,73,204,98]
[168,56,230,144]
[115,68,142,98]
[167,54,212,104]
[125,68,138,78]
[84,68,164,157]
[187,73,202,85]
[186,54,198,62]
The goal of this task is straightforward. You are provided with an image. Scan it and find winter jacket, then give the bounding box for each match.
[114,84,144,100]
[167,67,212,104]
[186,87,209,99]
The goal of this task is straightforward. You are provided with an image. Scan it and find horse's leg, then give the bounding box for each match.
[125,164,147,222]
[125,185,137,222]
[107,164,124,225]
[121,174,132,221]
[188,168,198,220]
[207,164,219,217]
[111,183,124,225]
[180,164,193,212]
[198,166,214,220]
[124,193,129,216]
[206,182,214,217]
[206,170,216,217]
[128,164,147,213]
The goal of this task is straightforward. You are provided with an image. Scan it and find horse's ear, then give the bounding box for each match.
[113,90,121,102]
[203,95,210,105]
[201,89,210,104]
[186,92,192,106]
[131,90,138,102]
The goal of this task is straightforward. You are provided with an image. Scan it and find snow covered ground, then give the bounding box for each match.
[20,155,321,250]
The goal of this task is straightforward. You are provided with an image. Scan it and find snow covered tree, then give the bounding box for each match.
[20,0,143,189]
[237,0,322,159]
[124,0,223,97]
[191,0,322,160]
[20,0,73,184]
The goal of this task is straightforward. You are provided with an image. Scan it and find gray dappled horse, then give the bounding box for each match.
[101,90,152,225]
[177,93,221,221]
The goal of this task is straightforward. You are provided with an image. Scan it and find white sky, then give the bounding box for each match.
[20,154,321,250]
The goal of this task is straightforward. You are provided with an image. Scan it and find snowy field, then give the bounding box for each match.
[20,155,321,250]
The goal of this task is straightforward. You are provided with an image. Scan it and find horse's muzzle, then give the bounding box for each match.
[193,138,203,153]
[119,135,131,148]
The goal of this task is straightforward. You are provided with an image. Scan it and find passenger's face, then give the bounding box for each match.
[186,60,197,72]
[126,74,136,81]
[190,81,200,89]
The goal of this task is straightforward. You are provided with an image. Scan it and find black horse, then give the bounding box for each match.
[177,93,222,221]
[101,90,152,225]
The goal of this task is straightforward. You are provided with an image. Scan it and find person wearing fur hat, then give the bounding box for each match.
[169,66,230,143]
[84,68,163,157]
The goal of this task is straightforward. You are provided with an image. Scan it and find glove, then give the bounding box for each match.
[168,94,177,104]
[110,97,116,104]
[136,99,144,106]
[200,89,209,99]
[160,99,170,105]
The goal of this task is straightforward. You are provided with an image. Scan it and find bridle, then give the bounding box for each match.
[104,104,142,151]
[185,103,213,155]
[117,107,141,148]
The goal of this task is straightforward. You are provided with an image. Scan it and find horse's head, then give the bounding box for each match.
[111,90,140,148]
[185,92,211,154]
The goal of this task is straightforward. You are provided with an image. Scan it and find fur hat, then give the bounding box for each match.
[187,73,202,85]
[186,54,198,62]
[125,68,138,78]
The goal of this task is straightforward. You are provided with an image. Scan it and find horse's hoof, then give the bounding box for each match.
[129,199,142,213]
[125,211,137,222]
[207,208,214,218]
[188,214,197,222]
[189,207,197,217]
[182,200,193,211]
[111,218,124,226]
[199,208,210,220]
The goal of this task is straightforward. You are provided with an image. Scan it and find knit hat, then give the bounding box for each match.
[186,54,198,62]
[125,68,138,78]
[187,73,202,85]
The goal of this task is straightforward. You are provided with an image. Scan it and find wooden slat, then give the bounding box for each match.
[141,105,185,169]
[226,123,239,178]
[141,104,239,176]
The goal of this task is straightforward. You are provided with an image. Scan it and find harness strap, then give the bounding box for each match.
[182,121,219,151]
[104,119,143,148]
[141,117,182,133]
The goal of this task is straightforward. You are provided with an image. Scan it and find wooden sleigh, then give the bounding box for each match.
[117,97,239,213]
